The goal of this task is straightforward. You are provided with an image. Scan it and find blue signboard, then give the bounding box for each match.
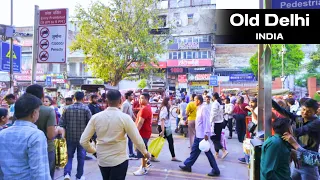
[209,75,218,86]
[46,76,52,86]
[229,73,255,81]
[1,42,21,73]
[272,0,320,9]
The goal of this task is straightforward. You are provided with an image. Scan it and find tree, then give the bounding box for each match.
[92,79,104,85]
[70,0,168,86]
[307,44,320,73]
[138,79,147,89]
[249,44,305,78]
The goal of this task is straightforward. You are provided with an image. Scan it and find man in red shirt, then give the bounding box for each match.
[133,93,153,176]
[233,96,249,143]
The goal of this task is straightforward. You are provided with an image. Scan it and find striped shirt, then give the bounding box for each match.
[0,120,50,180]
[59,102,92,142]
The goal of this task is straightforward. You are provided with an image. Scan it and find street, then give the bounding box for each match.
[54,119,249,180]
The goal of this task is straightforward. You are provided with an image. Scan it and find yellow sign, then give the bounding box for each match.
[6,49,17,59]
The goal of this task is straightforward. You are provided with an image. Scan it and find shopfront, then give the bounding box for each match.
[188,74,211,95]
[167,67,187,91]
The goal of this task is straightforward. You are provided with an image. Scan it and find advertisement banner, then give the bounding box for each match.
[178,75,187,83]
[229,73,255,81]
[167,59,212,67]
[168,67,187,74]
[178,42,199,49]
[188,67,211,73]
[188,74,211,81]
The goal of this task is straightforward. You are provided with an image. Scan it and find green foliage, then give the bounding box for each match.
[249,45,304,78]
[314,92,320,102]
[295,73,320,87]
[138,79,147,89]
[92,79,104,85]
[307,45,320,73]
[70,0,168,86]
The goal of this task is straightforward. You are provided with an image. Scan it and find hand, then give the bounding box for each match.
[282,132,299,149]
[245,106,252,111]
[159,131,164,137]
[204,135,209,141]
[290,149,300,169]
[144,152,151,159]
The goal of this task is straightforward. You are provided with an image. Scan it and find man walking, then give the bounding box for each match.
[186,94,197,147]
[26,84,62,179]
[59,91,92,180]
[121,90,138,160]
[80,90,150,180]
[133,93,153,176]
[179,95,220,177]
[0,93,50,179]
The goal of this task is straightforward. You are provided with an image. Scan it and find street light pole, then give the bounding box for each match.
[9,0,14,93]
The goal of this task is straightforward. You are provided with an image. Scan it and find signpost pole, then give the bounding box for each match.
[31,5,39,85]
[9,0,13,93]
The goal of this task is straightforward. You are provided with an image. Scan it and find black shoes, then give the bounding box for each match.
[179,165,192,172]
[207,171,220,177]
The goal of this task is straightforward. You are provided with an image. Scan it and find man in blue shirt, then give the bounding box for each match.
[0,93,50,180]
[4,94,16,125]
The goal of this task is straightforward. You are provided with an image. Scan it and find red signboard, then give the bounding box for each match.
[167,59,212,67]
[178,75,187,83]
[39,9,67,25]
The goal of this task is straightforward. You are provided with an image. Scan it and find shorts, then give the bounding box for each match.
[136,138,149,158]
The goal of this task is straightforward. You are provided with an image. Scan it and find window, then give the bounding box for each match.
[172,52,178,59]
[169,52,173,59]
[187,14,193,25]
[201,51,208,59]
[193,37,199,42]
[187,37,192,42]
[187,51,193,59]
[202,35,209,42]
[157,15,167,27]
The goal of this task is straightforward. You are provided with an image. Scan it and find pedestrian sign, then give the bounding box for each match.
[209,75,218,86]
[46,76,52,86]
[5,49,17,59]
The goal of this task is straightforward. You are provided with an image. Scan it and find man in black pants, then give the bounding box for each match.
[233,96,249,143]
[224,98,235,139]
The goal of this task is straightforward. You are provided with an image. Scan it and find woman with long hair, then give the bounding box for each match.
[44,95,61,125]
[210,92,228,159]
[151,97,181,162]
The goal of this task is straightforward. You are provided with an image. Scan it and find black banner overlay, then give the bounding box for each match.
[215,9,320,44]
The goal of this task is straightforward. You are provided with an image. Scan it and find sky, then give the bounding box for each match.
[0,0,110,26]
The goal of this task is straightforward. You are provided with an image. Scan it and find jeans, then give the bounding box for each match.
[234,114,246,143]
[128,136,134,155]
[176,117,180,128]
[227,118,233,137]
[211,122,224,153]
[64,141,86,179]
[184,137,220,174]
[48,150,56,179]
[291,164,319,180]
[136,138,149,158]
[99,160,128,180]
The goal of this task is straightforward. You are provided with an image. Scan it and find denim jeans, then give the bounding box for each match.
[64,141,86,179]
[184,137,220,174]
[291,164,319,180]
[48,150,56,179]
[128,136,134,155]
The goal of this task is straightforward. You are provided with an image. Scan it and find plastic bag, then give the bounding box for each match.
[199,139,210,152]
[54,137,68,168]
[220,129,227,150]
[148,137,165,158]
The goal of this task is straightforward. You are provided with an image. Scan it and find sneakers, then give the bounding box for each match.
[238,157,246,164]
[146,160,152,168]
[129,154,139,160]
[133,167,148,176]
[76,176,86,180]
[64,174,71,180]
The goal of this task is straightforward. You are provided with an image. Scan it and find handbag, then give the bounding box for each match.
[247,121,257,133]
[54,137,68,168]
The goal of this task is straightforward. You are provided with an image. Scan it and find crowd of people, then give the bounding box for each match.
[0,84,320,180]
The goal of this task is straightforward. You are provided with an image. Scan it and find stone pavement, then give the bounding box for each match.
[54,131,249,180]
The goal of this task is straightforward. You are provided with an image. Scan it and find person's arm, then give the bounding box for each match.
[294,119,320,137]
[80,117,96,154]
[261,141,280,179]
[28,131,51,180]
[204,107,212,139]
[86,108,92,125]
[125,116,149,156]
[136,108,146,131]
[296,147,320,166]
[159,107,167,136]
[47,108,58,140]
[272,100,297,120]
[121,103,129,114]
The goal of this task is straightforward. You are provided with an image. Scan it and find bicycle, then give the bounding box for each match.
[170,106,179,119]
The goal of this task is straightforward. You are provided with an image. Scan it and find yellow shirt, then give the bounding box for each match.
[186,102,197,121]
[80,107,147,167]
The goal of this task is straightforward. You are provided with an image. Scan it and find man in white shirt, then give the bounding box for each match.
[224,98,235,139]
[80,90,150,180]
[205,95,212,110]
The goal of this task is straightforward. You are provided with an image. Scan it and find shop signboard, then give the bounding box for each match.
[188,74,211,81]
[229,73,255,81]
[178,75,187,83]
[178,42,199,49]
[168,67,187,74]
[188,67,211,74]
[189,81,209,86]
[167,59,212,67]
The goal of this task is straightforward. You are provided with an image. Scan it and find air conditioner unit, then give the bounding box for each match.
[176,20,182,27]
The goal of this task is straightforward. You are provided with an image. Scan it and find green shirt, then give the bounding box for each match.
[35,105,57,152]
[260,134,291,180]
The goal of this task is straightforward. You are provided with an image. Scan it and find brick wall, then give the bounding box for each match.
[308,77,320,98]
[214,44,257,68]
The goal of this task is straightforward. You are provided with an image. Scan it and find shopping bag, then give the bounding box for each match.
[220,130,227,150]
[54,137,68,168]
[148,137,165,158]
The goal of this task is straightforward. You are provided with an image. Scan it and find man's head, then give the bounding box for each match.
[15,93,42,123]
[305,93,309,97]
[4,94,15,105]
[181,97,185,102]
[272,118,292,136]
[249,98,257,108]
[286,98,295,106]
[125,90,134,101]
[26,84,44,100]
[225,97,230,104]
[90,94,99,104]
[236,96,244,104]
[194,95,204,106]
[183,92,187,95]
[203,90,208,96]
[288,92,294,99]
[301,99,319,119]
[106,90,122,107]
[74,91,85,102]
[65,97,73,105]
[139,93,150,106]
[206,95,211,104]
